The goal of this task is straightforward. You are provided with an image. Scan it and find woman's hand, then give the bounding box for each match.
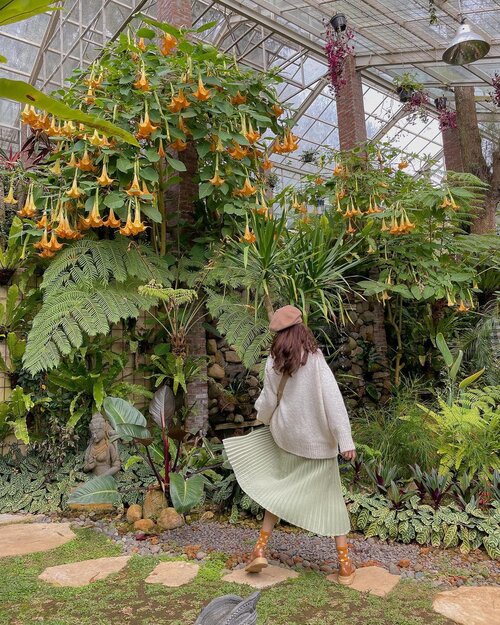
[341,449,356,461]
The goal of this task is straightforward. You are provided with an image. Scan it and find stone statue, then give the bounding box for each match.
[195,592,260,625]
[83,413,121,477]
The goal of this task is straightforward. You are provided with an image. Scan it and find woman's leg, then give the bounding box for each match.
[335,534,356,584]
[245,510,278,573]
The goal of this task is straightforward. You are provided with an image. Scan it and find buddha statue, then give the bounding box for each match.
[83,413,121,477]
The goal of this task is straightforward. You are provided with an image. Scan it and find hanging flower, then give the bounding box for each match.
[240,224,256,244]
[262,155,272,170]
[209,171,225,186]
[130,200,146,235]
[177,115,190,135]
[227,142,249,160]
[398,161,409,170]
[66,171,83,199]
[314,176,324,185]
[78,215,92,231]
[234,177,257,197]
[141,181,152,198]
[160,33,177,55]
[457,300,469,313]
[126,173,143,197]
[4,182,17,205]
[231,92,247,105]
[103,208,121,228]
[77,149,95,172]
[21,105,39,126]
[54,212,78,239]
[47,232,64,252]
[119,203,135,236]
[84,87,95,105]
[193,76,211,101]
[137,111,158,139]
[17,186,37,218]
[68,153,78,168]
[96,161,114,186]
[346,220,356,234]
[36,214,49,230]
[134,68,150,92]
[38,248,55,259]
[137,37,146,52]
[34,229,49,251]
[271,104,284,116]
[438,108,458,131]
[168,90,190,113]
[87,192,104,228]
[245,122,260,145]
[324,26,355,96]
[157,138,166,158]
[49,159,62,175]
[45,117,60,137]
[169,138,187,151]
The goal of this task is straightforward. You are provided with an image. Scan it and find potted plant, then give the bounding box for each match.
[434,96,447,110]
[325,24,355,97]
[435,100,458,131]
[329,13,347,33]
[393,73,424,103]
[301,149,317,164]
[492,71,500,107]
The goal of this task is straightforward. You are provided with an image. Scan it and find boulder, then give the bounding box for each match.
[126,504,143,523]
[134,518,155,532]
[143,488,167,520]
[207,339,217,355]
[157,507,184,530]
[224,351,241,363]
[208,363,225,380]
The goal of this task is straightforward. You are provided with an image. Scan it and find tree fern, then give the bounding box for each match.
[205,287,271,369]
[138,282,197,306]
[24,284,157,374]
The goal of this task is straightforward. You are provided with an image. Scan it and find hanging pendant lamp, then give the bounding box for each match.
[442,19,490,65]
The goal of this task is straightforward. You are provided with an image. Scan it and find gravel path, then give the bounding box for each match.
[64,515,500,589]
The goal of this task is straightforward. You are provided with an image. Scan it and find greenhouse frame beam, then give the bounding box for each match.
[370,106,407,143]
[29,10,61,85]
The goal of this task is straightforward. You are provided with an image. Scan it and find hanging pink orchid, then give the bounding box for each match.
[324,26,355,97]
[404,90,430,124]
[438,108,458,131]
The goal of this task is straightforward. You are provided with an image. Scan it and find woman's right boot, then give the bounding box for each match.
[337,546,356,585]
[245,529,271,574]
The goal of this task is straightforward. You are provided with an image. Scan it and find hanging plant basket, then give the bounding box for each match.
[434,96,448,110]
[396,86,414,103]
[0,268,15,286]
[329,13,347,33]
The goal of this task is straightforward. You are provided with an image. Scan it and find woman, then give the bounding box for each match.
[224,305,356,584]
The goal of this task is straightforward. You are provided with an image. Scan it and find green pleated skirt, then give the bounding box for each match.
[223,426,350,537]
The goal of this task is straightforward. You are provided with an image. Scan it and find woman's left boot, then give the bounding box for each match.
[245,529,271,574]
[337,546,356,585]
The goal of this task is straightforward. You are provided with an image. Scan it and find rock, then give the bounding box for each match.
[146,561,199,587]
[0,522,75,557]
[223,565,299,589]
[207,339,217,355]
[433,586,500,625]
[67,502,114,513]
[398,559,411,568]
[0,513,37,526]
[200,511,215,522]
[328,566,400,597]
[157,507,184,530]
[126,504,143,523]
[208,363,225,380]
[388,564,400,575]
[39,556,130,587]
[234,414,244,424]
[415,572,424,580]
[134,519,155,532]
[246,376,259,387]
[143,488,167,520]
[196,551,207,560]
[224,351,241,363]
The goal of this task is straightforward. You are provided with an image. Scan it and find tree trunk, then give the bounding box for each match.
[455,86,498,234]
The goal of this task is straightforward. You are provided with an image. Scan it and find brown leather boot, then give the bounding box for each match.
[337,546,356,585]
[245,529,271,574]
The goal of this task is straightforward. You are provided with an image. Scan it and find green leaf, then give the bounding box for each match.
[10,417,29,444]
[136,27,155,39]
[459,367,485,389]
[169,473,204,514]
[199,182,213,199]
[195,21,218,33]
[116,158,133,173]
[66,407,85,430]
[0,79,139,146]
[103,192,125,210]
[166,156,187,172]
[103,396,150,441]
[141,167,159,183]
[449,350,463,381]
[93,379,105,410]
[145,147,160,163]
[0,0,61,28]
[124,455,143,470]
[67,475,120,505]
[140,204,162,223]
[436,332,453,367]
[138,15,182,38]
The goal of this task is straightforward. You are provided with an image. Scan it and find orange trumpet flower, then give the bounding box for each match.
[96,162,114,186]
[240,225,256,245]
[77,149,95,172]
[209,171,225,186]
[137,111,158,139]
[227,141,249,160]
[231,91,247,105]
[126,173,143,197]
[234,177,257,197]
[160,33,177,55]
[169,138,187,151]
[168,90,190,113]
[134,68,150,92]
[4,182,17,205]
[272,103,284,116]
[47,232,64,252]
[245,122,260,145]
[66,172,83,199]
[193,76,211,101]
[103,208,121,228]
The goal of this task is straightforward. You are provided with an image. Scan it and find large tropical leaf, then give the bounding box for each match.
[0,0,60,27]
[67,475,120,506]
[169,473,204,514]
[102,396,150,441]
[149,385,175,429]
[0,80,138,145]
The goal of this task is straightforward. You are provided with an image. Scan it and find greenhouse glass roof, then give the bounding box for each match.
[1,0,499,181]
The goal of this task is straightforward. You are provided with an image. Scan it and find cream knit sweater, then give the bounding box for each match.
[255,351,355,459]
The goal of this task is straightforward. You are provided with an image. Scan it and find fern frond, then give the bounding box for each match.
[138,282,197,306]
[24,284,157,374]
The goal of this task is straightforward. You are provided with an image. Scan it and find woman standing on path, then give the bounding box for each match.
[224,305,357,585]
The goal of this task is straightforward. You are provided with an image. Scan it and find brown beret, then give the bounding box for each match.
[269,305,303,332]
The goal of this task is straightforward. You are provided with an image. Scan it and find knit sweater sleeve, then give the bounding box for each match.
[318,355,355,452]
[254,356,279,425]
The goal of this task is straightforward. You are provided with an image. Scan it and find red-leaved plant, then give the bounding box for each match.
[492,71,500,107]
[438,108,458,131]
[404,90,430,124]
[325,26,355,97]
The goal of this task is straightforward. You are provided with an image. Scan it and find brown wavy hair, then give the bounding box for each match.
[271,323,318,376]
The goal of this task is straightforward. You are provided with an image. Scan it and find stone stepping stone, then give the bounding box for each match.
[0,513,36,526]
[327,566,400,597]
[39,556,131,587]
[223,565,299,589]
[0,522,75,558]
[145,561,199,587]
[433,586,500,625]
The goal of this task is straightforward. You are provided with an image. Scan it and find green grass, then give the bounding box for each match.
[0,528,455,625]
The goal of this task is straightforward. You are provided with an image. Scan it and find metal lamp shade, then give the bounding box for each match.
[442,23,490,65]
